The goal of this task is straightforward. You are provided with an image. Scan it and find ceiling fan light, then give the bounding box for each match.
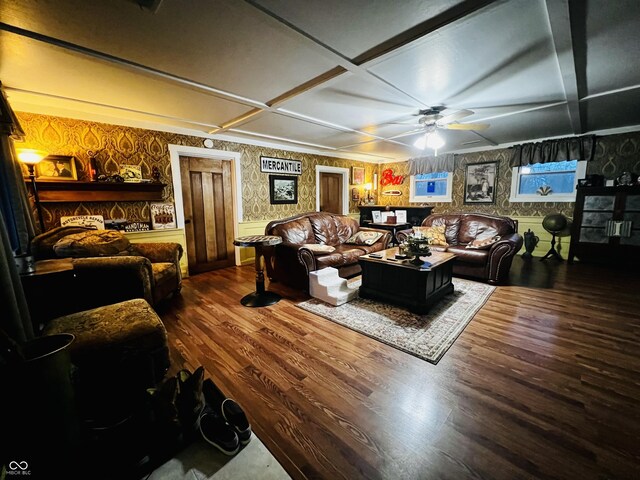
[425,131,445,150]
[413,133,427,150]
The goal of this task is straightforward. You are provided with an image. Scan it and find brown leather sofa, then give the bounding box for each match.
[397,213,523,284]
[264,212,391,290]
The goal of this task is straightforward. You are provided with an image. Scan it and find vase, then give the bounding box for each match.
[522,229,539,259]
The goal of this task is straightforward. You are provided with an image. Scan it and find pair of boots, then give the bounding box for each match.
[146,366,251,457]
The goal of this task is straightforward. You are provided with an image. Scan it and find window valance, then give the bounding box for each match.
[509,135,596,167]
[408,154,456,175]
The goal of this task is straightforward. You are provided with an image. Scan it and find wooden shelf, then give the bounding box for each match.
[29,180,166,203]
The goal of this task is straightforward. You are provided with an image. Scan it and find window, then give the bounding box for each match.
[510,160,586,202]
[410,171,452,202]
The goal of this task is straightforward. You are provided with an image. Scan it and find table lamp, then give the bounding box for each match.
[364,183,373,204]
[17,148,47,231]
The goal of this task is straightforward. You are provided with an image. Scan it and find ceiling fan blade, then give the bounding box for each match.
[437,109,473,124]
[442,122,490,131]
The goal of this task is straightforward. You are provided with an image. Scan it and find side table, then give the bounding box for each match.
[368,222,412,246]
[233,235,282,307]
[20,258,75,332]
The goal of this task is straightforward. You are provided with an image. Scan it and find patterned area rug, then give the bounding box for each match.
[296,278,495,364]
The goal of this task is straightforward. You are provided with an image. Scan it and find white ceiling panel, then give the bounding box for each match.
[251,0,465,59]
[584,0,640,95]
[0,0,337,102]
[340,139,416,158]
[477,103,574,145]
[367,0,566,109]
[0,33,252,129]
[583,90,640,132]
[278,71,419,131]
[239,112,367,148]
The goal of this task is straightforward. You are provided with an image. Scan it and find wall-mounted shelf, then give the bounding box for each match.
[28,180,166,203]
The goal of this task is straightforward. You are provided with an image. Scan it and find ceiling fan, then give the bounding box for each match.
[395,106,490,151]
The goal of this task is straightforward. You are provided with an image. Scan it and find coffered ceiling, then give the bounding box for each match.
[2,0,639,162]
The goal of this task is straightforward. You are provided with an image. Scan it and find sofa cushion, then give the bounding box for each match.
[466,235,501,250]
[315,252,346,269]
[447,246,489,265]
[54,230,131,258]
[271,217,315,244]
[423,216,461,246]
[309,213,340,245]
[151,262,177,284]
[302,244,336,255]
[345,231,383,246]
[412,225,448,246]
[333,245,366,264]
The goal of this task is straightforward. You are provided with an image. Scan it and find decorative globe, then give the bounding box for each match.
[542,214,567,234]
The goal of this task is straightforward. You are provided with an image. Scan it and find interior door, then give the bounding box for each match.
[319,172,343,214]
[180,155,235,274]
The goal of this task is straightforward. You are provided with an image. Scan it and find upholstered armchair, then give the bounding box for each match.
[30,226,183,310]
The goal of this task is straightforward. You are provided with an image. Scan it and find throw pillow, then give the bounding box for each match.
[345,231,383,246]
[54,230,131,257]
[302,244,336,255]
[412,225,448,246]
[466,235,501,250]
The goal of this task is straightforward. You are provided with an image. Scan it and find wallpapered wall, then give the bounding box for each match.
[15,113,377,229]
[375,130,640,217]
[15,112,640,229]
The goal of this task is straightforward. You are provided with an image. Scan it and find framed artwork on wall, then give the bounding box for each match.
[269,175,298,204]
[351,187,360,202]
[35,155,77,180]
[351,166,365,185]
[464,161,498,204]
[150,202,177,229]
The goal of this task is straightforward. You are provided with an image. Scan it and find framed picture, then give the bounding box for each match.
[119,164,142,183]
[35,155,77,180]
[150,202,177,229]
[464,161,498,204]
[371,210,382,223]
[269,175,298,204]
[351,166,365,185]
[351,187,360,202]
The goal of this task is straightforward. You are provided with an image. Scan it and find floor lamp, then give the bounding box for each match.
[17,149,47,231]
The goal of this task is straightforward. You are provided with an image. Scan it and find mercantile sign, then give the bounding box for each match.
[260,156,302,175]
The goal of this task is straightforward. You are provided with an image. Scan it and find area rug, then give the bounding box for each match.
[296,278,495,364]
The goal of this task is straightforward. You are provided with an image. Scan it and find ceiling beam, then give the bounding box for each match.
[544,0,585,134]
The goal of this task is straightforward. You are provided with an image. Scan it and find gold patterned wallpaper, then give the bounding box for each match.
[15,112,376,229]
[15,112,640,229]
[374,131,640,217]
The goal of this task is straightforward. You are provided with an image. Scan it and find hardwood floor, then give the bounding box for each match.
[159,258,640,480]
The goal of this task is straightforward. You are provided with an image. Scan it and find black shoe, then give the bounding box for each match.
[198,405,239,456]
[203,379,252,445]
[176,366,205,438]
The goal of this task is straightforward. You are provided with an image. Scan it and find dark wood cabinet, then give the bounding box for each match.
[568,185,640,265]
[358,205,434,226]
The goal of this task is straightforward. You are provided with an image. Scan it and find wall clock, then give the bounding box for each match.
[203,138,214,148]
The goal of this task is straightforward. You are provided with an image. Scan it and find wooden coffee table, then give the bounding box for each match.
[358,247,456,314]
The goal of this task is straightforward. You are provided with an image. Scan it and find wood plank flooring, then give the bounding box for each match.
[158,258,640,479]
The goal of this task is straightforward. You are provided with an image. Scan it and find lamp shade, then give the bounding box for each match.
[425,131,445,150]
[17,149,48,165]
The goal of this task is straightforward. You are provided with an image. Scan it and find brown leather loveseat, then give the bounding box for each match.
[397,213,523,284]
[264,212,391,290]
